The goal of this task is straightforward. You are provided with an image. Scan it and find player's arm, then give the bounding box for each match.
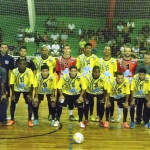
[55,59,60,76]
[113,59,117,76]
[28,71,34,101]
[103,78,108,103]
[9,70,15,100]
[51,76,57,102]
[30,60,37,75]
[76,57,80,72]
[130,77,135,106]
[1,69,6,100]
[105,80,111,107]
[146,79,150,108]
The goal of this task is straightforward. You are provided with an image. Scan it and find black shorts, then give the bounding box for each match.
[85,92,104,105]
[14,92,30,104]
[110,97,126,108]
[38,94,52,103]
[58,94,83,109]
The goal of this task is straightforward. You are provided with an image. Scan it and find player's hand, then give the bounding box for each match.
[123,102,128,109]
[130,100,135,107]
[146,101,150,108]
[1,94,6,101]
[77,96,84,103]
[100,98,104,103]
[59,95,65,102]
[32,99,39,107]
[51,96,56,102]
[106,101,111,108]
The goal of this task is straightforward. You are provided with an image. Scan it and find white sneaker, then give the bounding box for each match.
[79,122,85,128]
[54,120,60,127]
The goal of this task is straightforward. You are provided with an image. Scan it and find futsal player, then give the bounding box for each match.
[56,65,87,128]
[105,72,130,128]
[32,64,57,126]
[7,59,34,127]
[76,43,99,121]
[130,68,150,128]
[84,66,108,127]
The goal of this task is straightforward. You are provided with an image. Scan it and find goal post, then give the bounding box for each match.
[27,0,35,32]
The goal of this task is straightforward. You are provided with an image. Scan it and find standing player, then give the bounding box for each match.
[117,46,138,122]
[130,68,150,128]
[56,44,77,121]
[33,46,56,75]
[7,59,34,127]
[105,72,130,128]
[84,66,108,127]
[98,46,117,122]
[76,43,99,121]
[0,64,7,125]
[15,46,36,75]
[32,64,57,126]
[56,66,87,128]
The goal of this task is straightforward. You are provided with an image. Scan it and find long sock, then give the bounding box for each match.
[51,107,56,120]
[117,107,122,119]
[56,106,62,121]
[90,99,94,116]
[28,102,33,120]
[98,103,104,120]
[32,105,39,120]
[10,101,16,120]
[106,108,110,121]
[78,107,83,122]
[130,106,135,122]
[84,104,89,120]
[123,108,128,123]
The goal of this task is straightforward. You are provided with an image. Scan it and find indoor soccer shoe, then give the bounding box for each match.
[33,120,39,126]
[90,115,95,121]
[7,120,15,126]
[99,120,104,127]
[104,121,109,128]
[28,120,33,127]
[110,116,115,123]
[54,120,60,127]
[95,116,99,122]
[123,122,129,128]
[79,122,85,128]
[75,115,79,121]
[145,123,150,128]
[51,120,55,126]
[84,120,88,127]
[130,122,135,129]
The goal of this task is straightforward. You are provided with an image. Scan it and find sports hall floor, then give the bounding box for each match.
[0,95,150,150]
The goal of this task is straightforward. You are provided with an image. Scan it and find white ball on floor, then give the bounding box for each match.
[73,133,84,144]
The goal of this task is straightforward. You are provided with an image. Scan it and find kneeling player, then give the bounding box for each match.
[32,64,57,126]
[56,65,86,127]
[105,72,130,128]
[84,66,108,127]
[7,59,34,127]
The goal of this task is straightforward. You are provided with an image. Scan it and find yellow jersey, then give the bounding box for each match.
[10,68,34,92]
[99,57,117,77]
[76,54,99,76]
[131,74,150,98]
[57,73,87,95]
[34,73,57,94]
[33,56,56,74]
[85,73,107,95]
[107,77,130,99]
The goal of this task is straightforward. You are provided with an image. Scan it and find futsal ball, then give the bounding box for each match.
[73,133,84,144]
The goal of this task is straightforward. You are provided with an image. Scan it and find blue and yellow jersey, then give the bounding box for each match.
[99,57,117,77]
[131,74,150,98]
[33,56,56,74]
[85,73,107,95]
[57,73,87,95]
[10,68,34,92]
[34,73,57,94]
[107,77,130,99]
[76,54,99,76]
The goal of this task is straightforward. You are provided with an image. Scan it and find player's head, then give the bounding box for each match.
[116,72,124,84]
[103,46,111,56]
[41,46,48,56]
[124,45,132,57]
[19,46,27,57]
[138,68,146,80]
[84,43,92,55]
[92,66,100,79]
[1,43,8,54]
[69,65,78,78]
[63,44,71,55]
[144,53,150,65]
[41,64,49,78]
[18,59,27,71]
